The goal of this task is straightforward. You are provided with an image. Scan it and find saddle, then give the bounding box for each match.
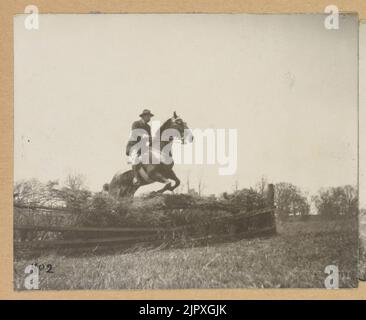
[135,164,151,183]
[129,148,172,185]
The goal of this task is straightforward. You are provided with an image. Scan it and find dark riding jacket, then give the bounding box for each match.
[125,119,152,156]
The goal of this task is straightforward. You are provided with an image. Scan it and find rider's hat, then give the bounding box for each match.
[139,109,154,117]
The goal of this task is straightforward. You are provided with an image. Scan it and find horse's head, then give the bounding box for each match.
[169,111,193,144]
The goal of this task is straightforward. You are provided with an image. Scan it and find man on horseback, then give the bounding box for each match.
[125,109,154,185]
[109,111,192,198]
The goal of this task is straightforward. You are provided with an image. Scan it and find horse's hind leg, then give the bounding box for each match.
[119,185,138,198]
[151,172,172,194]
[165,170,180,192]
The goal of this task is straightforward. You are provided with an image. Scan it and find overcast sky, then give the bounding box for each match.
[14,14,358,196]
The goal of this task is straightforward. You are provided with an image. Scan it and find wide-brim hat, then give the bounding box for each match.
[139,109,154,117]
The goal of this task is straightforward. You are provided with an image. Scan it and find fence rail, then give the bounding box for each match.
[14,185,277,254]
[14,224,166,233]
[14,235,160,248]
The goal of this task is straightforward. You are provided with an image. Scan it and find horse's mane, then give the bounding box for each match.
[159,118,173,133]
[153,118,172,140]
[151,118,176,152]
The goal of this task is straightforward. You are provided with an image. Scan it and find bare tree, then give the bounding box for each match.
[198,177,205,197]
[233,180,239,192]
[64,173,86,191]
[255,176,268,196]
[186,172,190,194]
[57,173,91,211]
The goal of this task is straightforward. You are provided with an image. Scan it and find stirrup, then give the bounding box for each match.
[132,176,140,186]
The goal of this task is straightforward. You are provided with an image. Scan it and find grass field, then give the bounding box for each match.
[360,216,366,280]
[14,217,358,289]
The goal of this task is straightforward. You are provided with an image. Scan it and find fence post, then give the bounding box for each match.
[266,183,277,234]
[266,184,275,208]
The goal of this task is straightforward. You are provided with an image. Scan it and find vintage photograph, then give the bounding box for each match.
[13,13,359,289]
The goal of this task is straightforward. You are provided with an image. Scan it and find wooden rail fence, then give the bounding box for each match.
[14,185,277,254]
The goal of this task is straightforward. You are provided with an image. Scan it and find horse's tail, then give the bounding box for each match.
[108,170,137,199]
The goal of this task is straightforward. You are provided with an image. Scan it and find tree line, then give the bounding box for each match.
[274,182,357,220]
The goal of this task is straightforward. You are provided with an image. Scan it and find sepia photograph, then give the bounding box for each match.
[13,13,359,290]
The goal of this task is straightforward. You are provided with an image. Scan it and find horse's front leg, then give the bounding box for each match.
[156,183,172,193]
[167,171,180,192]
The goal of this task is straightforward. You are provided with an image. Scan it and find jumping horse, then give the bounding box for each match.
[106,112,193,199]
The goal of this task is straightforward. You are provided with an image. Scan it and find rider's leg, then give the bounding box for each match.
[132,164,140,185]
[130,149,141,185]
[166,170,180,192]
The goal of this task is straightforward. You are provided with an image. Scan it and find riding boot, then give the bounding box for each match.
[132,164,140,185]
